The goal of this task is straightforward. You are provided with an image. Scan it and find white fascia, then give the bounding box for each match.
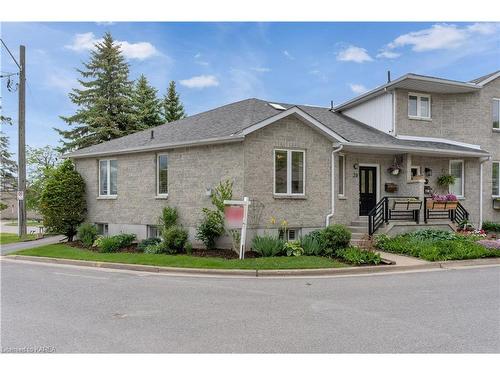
[238,106,348,143]
[395,135,482,150]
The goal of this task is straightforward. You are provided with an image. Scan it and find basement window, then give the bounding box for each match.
[96,223,109,236]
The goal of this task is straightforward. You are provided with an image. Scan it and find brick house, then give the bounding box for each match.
[67,71,500,247]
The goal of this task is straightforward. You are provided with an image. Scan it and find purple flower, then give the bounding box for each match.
[478,239,500,249]
[445,194,458,201]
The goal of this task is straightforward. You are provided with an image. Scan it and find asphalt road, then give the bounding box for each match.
[1,259,499,353]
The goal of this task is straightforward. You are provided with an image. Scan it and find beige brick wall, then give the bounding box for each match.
[395,77,500,223]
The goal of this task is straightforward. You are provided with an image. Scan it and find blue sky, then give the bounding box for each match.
[1,22,499,155]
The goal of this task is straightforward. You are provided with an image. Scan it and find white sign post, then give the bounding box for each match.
[223,197,250,260]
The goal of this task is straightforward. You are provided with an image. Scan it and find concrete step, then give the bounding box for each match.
[351,232,368,240]
[350,220,369,227]
[348,225,368,233]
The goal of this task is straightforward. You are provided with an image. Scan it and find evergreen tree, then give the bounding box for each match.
[56,32,135,152]
[132,74,163,129]
[162,81,186,123]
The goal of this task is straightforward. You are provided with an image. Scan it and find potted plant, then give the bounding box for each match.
[437,174,456,187]
[387,157,402,176]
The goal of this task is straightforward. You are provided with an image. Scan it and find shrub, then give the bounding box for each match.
[99,233,136,253]
[93,235,104,248]
[482,221,500,232]
[162,225,189,254]
[300,233,323,256]
[405,229,456,241]
[137,237,161,252]
[185,242,193,255]
[196,208,224,250]
[251,235,285,257]
[77,223,97,248]
[320,224,351,256]
[39,159,86,241]
[144,243,163,254]
[337,247,382,265]
[284,241,304,257]
[159,206,178,230]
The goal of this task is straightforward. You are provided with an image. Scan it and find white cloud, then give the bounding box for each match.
[382,23,500,56]
[336,45,373,63]
[376,50,401,59]
[349,83,368,95]
[46,74,77,93]
[283,50,294,60]
[179,75,219,89]
[251,67,271,73]
[65,32,158,60]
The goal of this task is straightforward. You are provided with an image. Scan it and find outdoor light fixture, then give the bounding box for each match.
[353,163,358,170]
[205,187,212,197]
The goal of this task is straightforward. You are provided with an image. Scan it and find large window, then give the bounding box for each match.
[157,154,168,196]
[493,99,500,130]
[99,159,117,196]
[408,93,431,119]
[449,160,464,198]
[493,161,500,197]
[338,154,345,197]
[274,149,305,196]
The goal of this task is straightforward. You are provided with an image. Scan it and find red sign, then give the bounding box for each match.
[224,205,244,228]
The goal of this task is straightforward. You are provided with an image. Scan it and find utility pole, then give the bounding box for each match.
[17,45,26,237]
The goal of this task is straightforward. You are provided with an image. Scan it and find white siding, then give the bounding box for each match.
[343,92,394,134]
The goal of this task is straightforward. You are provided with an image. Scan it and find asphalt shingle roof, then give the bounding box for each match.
[469,70,500,84]
[67,98,489,158]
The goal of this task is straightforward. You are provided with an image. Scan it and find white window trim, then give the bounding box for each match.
[492,161,500,198]
[156,154,169,197]
[493,98,500,131]
[449,159,465,199]
[98,159,117,197]
[410,166,421,176]
[338,153,346,198]
[408,92,431,120]
[273,149,306,197]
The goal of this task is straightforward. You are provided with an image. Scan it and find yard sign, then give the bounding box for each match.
[223,197,250,260]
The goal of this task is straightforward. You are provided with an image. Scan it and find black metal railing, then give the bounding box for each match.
[455,202,469,224]
[368,197,388,236]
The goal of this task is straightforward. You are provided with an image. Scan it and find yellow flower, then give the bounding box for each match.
[281,219,288,227]
[270,216,276,225]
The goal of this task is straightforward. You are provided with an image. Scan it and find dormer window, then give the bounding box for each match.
[408,93,431,119]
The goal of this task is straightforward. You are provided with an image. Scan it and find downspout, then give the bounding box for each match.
[326,144,344,226]
[479,156,492,229]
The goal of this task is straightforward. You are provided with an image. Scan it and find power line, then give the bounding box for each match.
[0,39,21,70]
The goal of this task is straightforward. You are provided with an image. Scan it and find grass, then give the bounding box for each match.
[13,244,347,270]
[0,233,37,245]
[5,220,42,227]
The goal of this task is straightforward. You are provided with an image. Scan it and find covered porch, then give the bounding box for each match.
[333,142,490,236]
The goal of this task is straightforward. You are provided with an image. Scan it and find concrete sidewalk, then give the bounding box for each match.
[1,235,65,255]
[377,250,429,266]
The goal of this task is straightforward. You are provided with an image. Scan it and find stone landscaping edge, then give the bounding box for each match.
[3,254,500,277]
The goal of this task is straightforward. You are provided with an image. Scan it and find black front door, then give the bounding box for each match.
[359,166,377,216]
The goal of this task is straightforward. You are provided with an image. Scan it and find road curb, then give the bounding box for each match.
[4,254,499,277]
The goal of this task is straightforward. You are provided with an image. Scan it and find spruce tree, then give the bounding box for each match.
[132,74,163,129]
[162,81,186,123]
[56,32,135,152]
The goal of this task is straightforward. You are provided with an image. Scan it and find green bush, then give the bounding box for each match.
[405,229,456,241]
[300,233,323,256]
[77,223,98,248]
[320,224,351,256]
[375,232,499,261]
[144,243,163,254]
[160,206,178,230]
[137,237,161,252]
[251,235,285,257]
[196,208,224,250]
[482,221,500,232]
[284,241,304,257]
[337,247,382,265]
[162,225,189,254]
[99,233,136,253]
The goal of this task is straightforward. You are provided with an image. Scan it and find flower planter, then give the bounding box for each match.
[426,200,458,210]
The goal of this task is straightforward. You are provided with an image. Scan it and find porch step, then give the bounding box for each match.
[347,225,368,233]
[351,232,368,240]
[350,220,369,227]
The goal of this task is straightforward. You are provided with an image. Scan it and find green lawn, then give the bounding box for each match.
[14,244,347,270]
[5,220,42,227]
[0,233,37,245]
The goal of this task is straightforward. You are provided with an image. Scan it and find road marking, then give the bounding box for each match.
[53,272,109,280]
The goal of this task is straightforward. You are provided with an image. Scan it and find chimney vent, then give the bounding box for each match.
[387,70,391,83]
[330,100,334,110]
[150,130,154,139]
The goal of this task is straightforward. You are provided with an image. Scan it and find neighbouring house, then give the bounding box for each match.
[67,70,500,248]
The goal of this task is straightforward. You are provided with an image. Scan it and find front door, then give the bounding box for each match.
[359,166,377,216]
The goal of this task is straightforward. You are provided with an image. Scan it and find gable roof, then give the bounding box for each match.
[66,98,489,159]
[469,70,500,85]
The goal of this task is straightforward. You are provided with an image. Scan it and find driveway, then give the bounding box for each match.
[1,259,499,353]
